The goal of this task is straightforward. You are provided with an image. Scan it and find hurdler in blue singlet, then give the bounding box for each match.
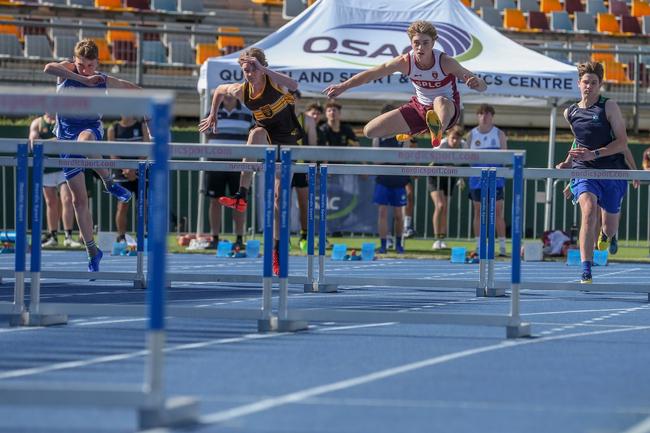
[55,67,107,180]
[568,95,628,213]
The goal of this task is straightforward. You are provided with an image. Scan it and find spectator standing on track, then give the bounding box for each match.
[44,39,140,272]
[199,47,303,276]
[201,94,254,250]
[467,104,508,256]
[107,115,150,244]
[429,126,466,250]
[323,20,486,146]
[561,61,632,284]
[372,105,410,254]
[29,113,83,249]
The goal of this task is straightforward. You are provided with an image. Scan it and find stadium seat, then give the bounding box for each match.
[178,0,203,12]
[95,0,123,9]
[540,0,561,13]
[53,35,77,59]
[89,37,111,62]
[168,40,193,64]
[529,10,550,30]
[191,24,215,48]
[142,40,165,63]
[162,23,189,46]
[49,18,78,40]
[196,42,219,64]
[518,0,539,12]
[586,0,607,14]
[621,15,642,33]
[217,26,245,53]
[0,16,20,40]
[609,0,629,17]
[503,8,527,30]
[107,21,135,43]
[575,11,596,32]
[472,0,493,8]
[0,34,23,56]
[112,40,135,62]
[38,0,66,5]
[550,11,573,31]
[68,0,94,7]
[631,0,650,17]
[602,59,633,84]
[564,0,583,14]
[591,43,614,62]
[151,0,176,11]
[643,15,650,34]
[597,13,621,33]
[494,0,515,10]
[481,6,503,27]
[24,34,53,58]
[543,41,569,63]
[251,0,283,5]
[80,20,106,40]
[615,44,636,63]
[125,0,149,8]
[459,0,471,7]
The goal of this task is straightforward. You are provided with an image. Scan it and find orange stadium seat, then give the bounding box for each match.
[597,13,621,33]
[503,8,527,30]
[96,0,124,9]
[0,16,21,40]
[196,43,220,64]
[217,26,245,54]
[251,0,282,5]
[90,37,112,62]
[459,0,471,7]
[107,21,135,43]
[591,43,614,62]
[540,0,562,13]
[603,60,633,84]
[632,0,650,17]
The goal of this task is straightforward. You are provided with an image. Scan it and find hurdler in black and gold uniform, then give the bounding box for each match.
[243,74,302,154]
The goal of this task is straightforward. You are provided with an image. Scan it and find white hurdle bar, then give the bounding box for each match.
[0,86,199,429]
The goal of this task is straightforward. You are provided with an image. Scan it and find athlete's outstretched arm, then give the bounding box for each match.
[43,61,104,86]
[322,55,408,98]
[241,56,298,92]
[440,55,487,92]
[198,83,243,133]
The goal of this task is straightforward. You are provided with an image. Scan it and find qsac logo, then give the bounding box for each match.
[302,21,483,66]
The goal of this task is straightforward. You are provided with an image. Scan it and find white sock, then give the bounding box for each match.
[499,237,506,251]
[404,216,412,229]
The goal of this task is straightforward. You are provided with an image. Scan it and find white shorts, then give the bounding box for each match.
[43,170,67,188]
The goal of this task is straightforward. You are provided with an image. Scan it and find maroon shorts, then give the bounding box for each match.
[398,96,460,135]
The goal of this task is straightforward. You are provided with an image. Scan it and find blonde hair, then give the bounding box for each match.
[238,47,268,67]
[74,39,99,60]
[407,20,437,41]
[577,61,604,83]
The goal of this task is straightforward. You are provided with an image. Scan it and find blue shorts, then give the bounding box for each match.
[56,124,104,180]
[373,183,407,207]
[571,178,627,214]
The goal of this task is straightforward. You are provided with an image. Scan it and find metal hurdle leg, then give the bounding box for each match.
[316,164,337,293]
[133,161,147,290]
[507,154,531,338]
[486,168,505,297]
[277,149,307,332]
[24,143,67,326]
[477,170,488,297]
[304,164,317,292]
[258,148,278,332]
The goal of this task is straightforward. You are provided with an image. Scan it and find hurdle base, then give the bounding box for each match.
[5,312,27,327]
[257,316,278,333]
[23,312,68,327]
[303,282,316,293]
[475,288,486,297]
[132,279,147,290]
[276,319,309,332]
[316,283,338,293]
[486,288,506,297]
[506,322,531,339]
[139,396,200,430]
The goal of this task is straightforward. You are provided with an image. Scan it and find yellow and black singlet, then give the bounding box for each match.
[243,75,303,150]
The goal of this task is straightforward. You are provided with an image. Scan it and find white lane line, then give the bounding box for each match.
[199,325,650,425]
[523,308,640,316]
[77,318,147,326]
[318,323,395,332]
[622,416,650,433]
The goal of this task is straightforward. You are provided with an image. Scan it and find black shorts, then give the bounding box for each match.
[427,176,456,194]
[469,186,504,202]
[291,173,308,188]
[205,171,240,198]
